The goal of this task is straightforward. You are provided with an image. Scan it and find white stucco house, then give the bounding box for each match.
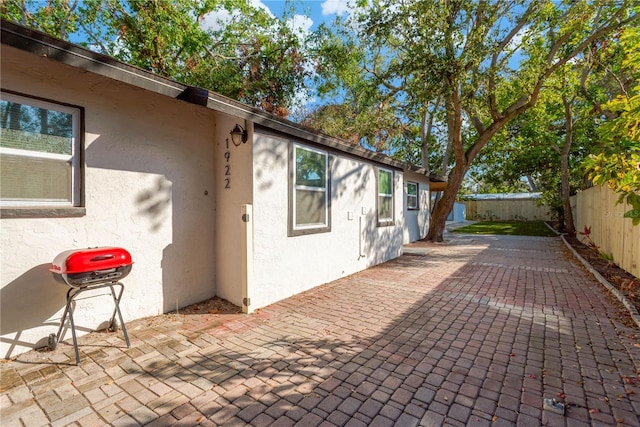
[0,21,442,358]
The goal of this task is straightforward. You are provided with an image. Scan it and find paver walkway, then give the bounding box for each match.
[2,234,640,426]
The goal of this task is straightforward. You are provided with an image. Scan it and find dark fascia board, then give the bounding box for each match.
[1,20,185,98]
[428,173,447,182]
[1,19,429,176]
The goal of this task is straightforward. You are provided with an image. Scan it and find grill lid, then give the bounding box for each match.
[50,247,133,275]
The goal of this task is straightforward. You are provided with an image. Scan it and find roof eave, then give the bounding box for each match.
[1,19,425,174]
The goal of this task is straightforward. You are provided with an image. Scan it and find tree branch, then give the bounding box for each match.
[488,2,539,118]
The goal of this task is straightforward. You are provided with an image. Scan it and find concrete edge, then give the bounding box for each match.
[542,221,562,236]
[401,247,434,256]
[560,234,640,331]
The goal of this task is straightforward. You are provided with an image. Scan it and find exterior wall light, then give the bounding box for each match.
[230,124,248,146]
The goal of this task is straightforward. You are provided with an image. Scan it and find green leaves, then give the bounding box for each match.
[1,0,311,118]
[583,26,640,225]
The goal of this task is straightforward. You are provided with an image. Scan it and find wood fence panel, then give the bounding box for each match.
[465,201,478,220]
[607,187,624,260]
[463,199,551,221]
[623,214,639,278]
[576,186,639,278]
[594,186,604,247]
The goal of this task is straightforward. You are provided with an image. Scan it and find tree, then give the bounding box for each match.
[584,26,640,224]
[0,0,80,39]
[475,66,603,233]
[303,20,411,152]
[471,22,633,233]
[311,0,638,241]
[0,0,311,118]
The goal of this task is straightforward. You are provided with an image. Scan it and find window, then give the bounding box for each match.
[377,168,394,226]
[407,181,419,210]
[289,143,330,235]
[1,92,81,207]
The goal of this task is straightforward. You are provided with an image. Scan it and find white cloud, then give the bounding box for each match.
[197,0,317,117]
[200,0,274,31]
[321,0,351,16]
[201,2,314,41]
[249,0,275,18]
[288,14,314,36]
[201,9,231,31]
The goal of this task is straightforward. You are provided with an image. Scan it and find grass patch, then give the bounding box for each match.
[452,221,557,237]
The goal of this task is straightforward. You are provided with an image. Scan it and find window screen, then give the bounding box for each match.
[378,168,394,225]
[1,92,81,206]
[407,182,419,210]
[291,144,330,234]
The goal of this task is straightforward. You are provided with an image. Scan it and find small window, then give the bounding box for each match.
[1,92,81,207]
[377,168,394,226]
[289,143,330,235]
[407,182,419,210]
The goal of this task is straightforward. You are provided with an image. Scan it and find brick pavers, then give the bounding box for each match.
[2,234,640,426]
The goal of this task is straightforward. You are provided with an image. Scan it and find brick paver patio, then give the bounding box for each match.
[1,234,639,426]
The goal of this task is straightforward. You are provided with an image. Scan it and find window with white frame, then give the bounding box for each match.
[407,181,419,210]
[377,168,394,225]
[290,143,330,235]
[1,92,81,207]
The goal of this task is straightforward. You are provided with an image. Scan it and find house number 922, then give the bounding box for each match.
[224,139,231,189]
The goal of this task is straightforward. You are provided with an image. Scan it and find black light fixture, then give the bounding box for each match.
[230,124,248,146]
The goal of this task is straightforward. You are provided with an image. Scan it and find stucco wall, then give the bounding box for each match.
[213,113,253,308]
[402,171,431,243]
[1,47,217,358]
[249,131,404,310]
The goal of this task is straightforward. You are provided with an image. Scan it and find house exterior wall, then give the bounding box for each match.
[213,113,254,308]
[402,171,431,243]
[1,25,439,358]
[1,46,217,358]
[248,130,405,310]
[447,202,466,222]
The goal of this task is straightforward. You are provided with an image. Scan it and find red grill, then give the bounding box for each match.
[51,247,133,287]
[49,247,133,364]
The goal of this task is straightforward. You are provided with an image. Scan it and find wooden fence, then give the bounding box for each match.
[464,198,552,221]
[574,186,639,278]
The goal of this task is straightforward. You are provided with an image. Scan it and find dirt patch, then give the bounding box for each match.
[173,296,242,315]
[129,296,242,330]
[562,233,640,315]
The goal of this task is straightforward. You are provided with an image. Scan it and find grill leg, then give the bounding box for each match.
[55,288,73,342]
[53,282,128,364]
[56,288,81,365]
[67,299,81,365]
[109,283,130,348]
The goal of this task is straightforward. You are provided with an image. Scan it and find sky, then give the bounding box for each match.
[261,0,352,30]
[234,0,356,117]
[64,0,355,116]
[198,0,353,33]
[199,0,353,43]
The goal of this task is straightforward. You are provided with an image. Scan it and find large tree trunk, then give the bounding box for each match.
[426,164,467,241]
[426,89,467,242]
[424,85,521,242]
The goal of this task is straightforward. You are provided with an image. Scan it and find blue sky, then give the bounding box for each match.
[66,0,354,115]
[262,0,351,29]
[198,0,352,34]
[243,0,354,116]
